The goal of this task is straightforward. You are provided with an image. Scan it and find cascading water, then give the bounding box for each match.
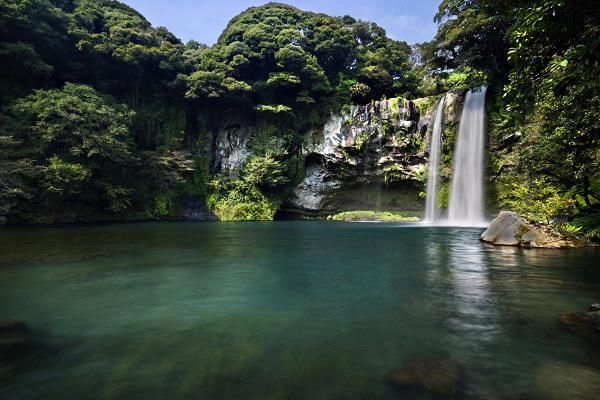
[447,86,488,226]
[423,96,445,223]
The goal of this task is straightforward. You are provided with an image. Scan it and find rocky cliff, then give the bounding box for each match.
[287,98,428,214]
[206,92,466,217]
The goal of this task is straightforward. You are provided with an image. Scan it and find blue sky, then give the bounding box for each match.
[121,0,440,45]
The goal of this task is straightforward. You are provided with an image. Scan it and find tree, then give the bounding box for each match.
[0,83,136,219]
[504,0,600,207]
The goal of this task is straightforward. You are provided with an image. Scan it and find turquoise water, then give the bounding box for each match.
[0,222,598,399]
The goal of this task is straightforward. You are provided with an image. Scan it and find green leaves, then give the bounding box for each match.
[256,105,293,114]
[44,156,91,195]
[186,2,414,110]
[0,83,138,217]
[13,83,134,161]
[185,70,252,100]
[499,178,576,225]
[242,151,288,189]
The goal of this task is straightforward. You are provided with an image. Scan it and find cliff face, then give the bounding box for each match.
[287,98,436,214]
[207,94,465,216]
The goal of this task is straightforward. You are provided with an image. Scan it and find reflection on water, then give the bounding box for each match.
[447,229,498,399]
[0,222,599,399]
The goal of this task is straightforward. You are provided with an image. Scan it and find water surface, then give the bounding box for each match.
[0,222,598,399]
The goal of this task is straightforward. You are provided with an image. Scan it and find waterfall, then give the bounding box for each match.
[424,96,445,222]
[447,86,488,226]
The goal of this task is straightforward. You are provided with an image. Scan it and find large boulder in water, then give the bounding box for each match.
[388,357,462,395]
[480,211,584,248]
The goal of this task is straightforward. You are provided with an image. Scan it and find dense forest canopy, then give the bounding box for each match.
[0,0,598,235]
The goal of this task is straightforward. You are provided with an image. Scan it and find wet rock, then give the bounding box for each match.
[389,357,462,396]
[443,90,465,124]
[212,123,253,175]
[289,96,441,213]
[481,211,589,248]
[0,321,30,360]
[531,362,600,400]
[288,162,341,211]
[560,305,600,344]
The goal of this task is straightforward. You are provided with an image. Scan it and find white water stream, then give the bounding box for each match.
[447,87,488,226]
[424,96,445,222]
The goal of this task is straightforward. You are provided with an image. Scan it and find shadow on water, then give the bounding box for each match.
[0,222,599,399]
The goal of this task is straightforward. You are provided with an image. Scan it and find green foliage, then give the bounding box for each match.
[414,166,427,183]
[207,177,278,221]
[384,165,408,185]
[186,70,252,99]
[0,83,136,216]
[0,81,203,221]
[412,96,437,116]
[0,0,424,223]
[328,210,420,222]
[256,104,293,114]
[350,82,371,104]
[0,0,71,104]
[422,0,512,79]
[454,0,600,226]
[571,213,600,241]
[0,136,40,215]
[206,149,288,221]
[499,178,576,224]
[266,72,301,87]
[242,151,288,189]
[419,1,600,229]
[187,2,416,111]
[354,131,368,151]
[104,185,133,213]
[441,67,487,91]
[44,156,92,196]
[153,192,173,218]
[556,222,582,238]
[388,97,401,119]
[6,83,133,159]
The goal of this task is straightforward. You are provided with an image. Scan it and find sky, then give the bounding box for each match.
[120,0,440,45]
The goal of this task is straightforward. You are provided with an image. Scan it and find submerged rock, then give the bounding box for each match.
[0,321,30,360]
[388,357,462,395]
[531,362,600,400]
[560,304,600,344]
[481,211,587,248]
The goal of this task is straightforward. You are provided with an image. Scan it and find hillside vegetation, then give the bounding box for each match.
[0,0,598,237]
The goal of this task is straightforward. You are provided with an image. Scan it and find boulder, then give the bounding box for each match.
[559,304,600,344]
[389,357,462,396]
[481,211,583,248]
[531,362,600,400]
